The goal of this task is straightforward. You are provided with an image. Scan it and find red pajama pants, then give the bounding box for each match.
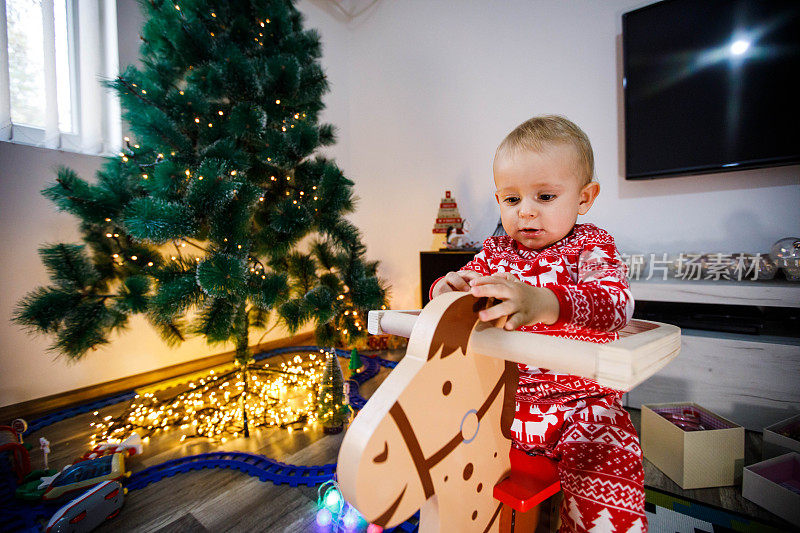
[511,370,647,533]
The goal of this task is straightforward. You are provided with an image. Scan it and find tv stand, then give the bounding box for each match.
[626,279,800,431]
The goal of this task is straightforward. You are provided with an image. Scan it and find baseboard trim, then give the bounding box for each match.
[0,332,315,424]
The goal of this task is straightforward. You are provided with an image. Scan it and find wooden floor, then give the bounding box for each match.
[17,347,796,532]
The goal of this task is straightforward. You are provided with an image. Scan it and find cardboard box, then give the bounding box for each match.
[743,452,800,525]
[641,403,744,489]
[763,414,800,460]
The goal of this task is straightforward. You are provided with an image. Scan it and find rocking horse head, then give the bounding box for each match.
[337,292,518,532]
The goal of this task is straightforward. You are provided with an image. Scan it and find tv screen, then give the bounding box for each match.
[622,0,800,179]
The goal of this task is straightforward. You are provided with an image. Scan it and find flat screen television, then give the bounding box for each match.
[622,0,800,179]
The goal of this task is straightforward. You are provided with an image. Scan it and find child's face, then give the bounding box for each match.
[493,143,599,251]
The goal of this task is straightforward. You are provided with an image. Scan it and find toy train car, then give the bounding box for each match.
[42,453,128,501]
[45,480,125,533]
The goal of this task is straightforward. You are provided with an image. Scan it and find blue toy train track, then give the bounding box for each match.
[127,451,337,491]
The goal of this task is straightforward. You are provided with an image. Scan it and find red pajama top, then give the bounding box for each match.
[430,224,647,531]
[431,223,634,398]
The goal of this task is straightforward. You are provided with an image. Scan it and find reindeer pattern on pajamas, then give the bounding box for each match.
[432,224,647,532]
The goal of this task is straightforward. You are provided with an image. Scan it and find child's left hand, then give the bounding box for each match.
[469,273,560,330]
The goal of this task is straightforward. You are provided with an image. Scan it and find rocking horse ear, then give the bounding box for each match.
[427,295,484,361]
[500,361,519,441]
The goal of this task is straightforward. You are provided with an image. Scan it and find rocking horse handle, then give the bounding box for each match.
[368,295,681,391]
[368,309,421,337]
[368,306,596,376]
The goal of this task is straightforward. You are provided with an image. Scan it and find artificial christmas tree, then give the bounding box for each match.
[14,0,385,362]
[317,349,349,434]
[348,348,362,375]
[13,0,386,441]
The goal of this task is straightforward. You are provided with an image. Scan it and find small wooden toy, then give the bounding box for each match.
[432,191,465,250]
[45,480,125,533]
[338,292,680,532]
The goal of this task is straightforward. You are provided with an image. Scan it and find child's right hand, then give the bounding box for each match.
[431,270,481,298]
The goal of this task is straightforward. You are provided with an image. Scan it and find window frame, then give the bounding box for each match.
[1,0,121,156]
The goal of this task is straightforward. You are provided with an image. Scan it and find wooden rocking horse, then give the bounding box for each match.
[337,292,680,532]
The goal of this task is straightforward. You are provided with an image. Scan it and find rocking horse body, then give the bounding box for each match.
[337,291,680,532]
[337,293,516,531]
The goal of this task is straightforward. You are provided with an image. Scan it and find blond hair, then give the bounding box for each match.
[496,115,594,186]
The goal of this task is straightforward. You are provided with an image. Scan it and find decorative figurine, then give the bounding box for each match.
[432,191,465,250]
[770,237,800,281]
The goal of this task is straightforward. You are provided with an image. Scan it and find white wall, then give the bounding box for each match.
[2,0,799,407]
[0,0,351,407]
[340,0,800,309]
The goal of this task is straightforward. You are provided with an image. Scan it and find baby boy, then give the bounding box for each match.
[430,116,646,533]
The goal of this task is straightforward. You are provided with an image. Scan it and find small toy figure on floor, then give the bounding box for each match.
[39,438,50,469]
[431,116,646,532]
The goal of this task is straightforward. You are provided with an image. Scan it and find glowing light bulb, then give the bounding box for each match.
[325,488,342,510]
[730,39,750,56]
[343,507,360,529]
[316,508,332,526]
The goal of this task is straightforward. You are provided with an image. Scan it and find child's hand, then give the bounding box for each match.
[431,270,482,298]
[469,273,560,330]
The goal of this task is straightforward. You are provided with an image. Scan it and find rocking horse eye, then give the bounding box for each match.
[373,441,389,463]
[442,381,452,395]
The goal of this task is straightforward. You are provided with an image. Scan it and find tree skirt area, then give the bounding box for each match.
[1,347,408,533]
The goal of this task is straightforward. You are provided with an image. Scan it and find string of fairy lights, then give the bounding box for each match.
[84,6,380,446]
[90,348,350,445]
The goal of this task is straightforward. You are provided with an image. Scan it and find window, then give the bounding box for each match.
[1,0,122,155]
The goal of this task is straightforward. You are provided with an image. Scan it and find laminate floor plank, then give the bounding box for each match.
[150,512,209,532]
